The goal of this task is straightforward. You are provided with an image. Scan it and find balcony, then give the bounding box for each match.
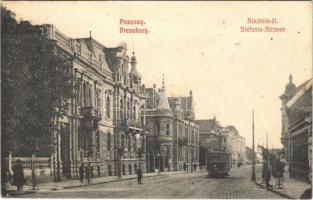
[117,119,142,131]
[80,106,101,120]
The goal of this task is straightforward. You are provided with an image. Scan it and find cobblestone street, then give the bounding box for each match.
[18,165,282,199]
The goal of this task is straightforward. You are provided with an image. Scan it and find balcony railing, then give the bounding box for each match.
[80,106,101,120]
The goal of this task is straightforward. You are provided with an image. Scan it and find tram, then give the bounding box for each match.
[206,151,231,178]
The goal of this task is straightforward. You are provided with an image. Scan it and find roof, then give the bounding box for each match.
[197,119,218,132]
[74,37,112,73]
[223,125,239,134]
[287,78,312,109]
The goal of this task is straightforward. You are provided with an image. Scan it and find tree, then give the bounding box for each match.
[1,6,75,157]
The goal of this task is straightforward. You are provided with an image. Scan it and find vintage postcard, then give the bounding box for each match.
[1,1,312,199]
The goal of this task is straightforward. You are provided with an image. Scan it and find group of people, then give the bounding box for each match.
[79,163,144,185]
[183,162,198,172]
[262,158,285,191]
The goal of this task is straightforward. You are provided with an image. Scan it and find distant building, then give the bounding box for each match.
[221,126,246,166]
[280,75,312,182]
[145,80,199,172]
[197,119,246,167]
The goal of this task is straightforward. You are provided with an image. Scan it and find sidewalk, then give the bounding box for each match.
[255,166,311,199]
[5,170,191,197]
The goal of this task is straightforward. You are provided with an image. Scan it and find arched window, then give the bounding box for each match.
[95,89,101,109]
[120,99,124,120]
[83,82,87,106]
[133,106,136,120]
[166,124,170,136]
[88,85,92,106]
[128,135,131,152]
[106,96,111,118]
[127,101,130,119]
[107,132,111,151]
[121,134,125,149]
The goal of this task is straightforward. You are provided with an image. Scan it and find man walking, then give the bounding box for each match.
[12,160,26,191]
[79,163,85,183]
[265,164,273,191]
[137,167,143,184]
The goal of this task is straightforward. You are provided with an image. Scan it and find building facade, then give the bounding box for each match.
[280,74,297,161]
[145,80,199,172]
[221,126,246,166]
[40,24,146,180]
[198,119,246,167]
[280,75,312,182]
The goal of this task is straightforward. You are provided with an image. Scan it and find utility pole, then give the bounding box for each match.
[251,110,256,181]
[266,132,269,163]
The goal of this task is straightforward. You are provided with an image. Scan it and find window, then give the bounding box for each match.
[127,101,130,119]
[96,131,100,152]
[133,106,136,120]
[121,134,125,149]
[95,89,101,109]
[87,85,92,106]
[77,78,82,106]
[120,99,124,120]
[106,96,111,118]
[155,121,160,135]
[107,133,111,151]
[166,124,170,136]
[128,135,131,152]
[83,82,87,106]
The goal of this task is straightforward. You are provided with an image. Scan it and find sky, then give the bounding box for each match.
[4,1,312,148]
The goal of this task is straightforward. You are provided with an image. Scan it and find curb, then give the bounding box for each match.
[254,181,294,199]
[7,172,179,196]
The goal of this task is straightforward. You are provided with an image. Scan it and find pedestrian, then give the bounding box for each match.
[12,159,26,191]
[136,167,143,184]
[265,164,273,191]
[193,163,197,172]
[85,163,91,184]
[1,160,9,196]
[183,162,187,172]
[79,163,85,183]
